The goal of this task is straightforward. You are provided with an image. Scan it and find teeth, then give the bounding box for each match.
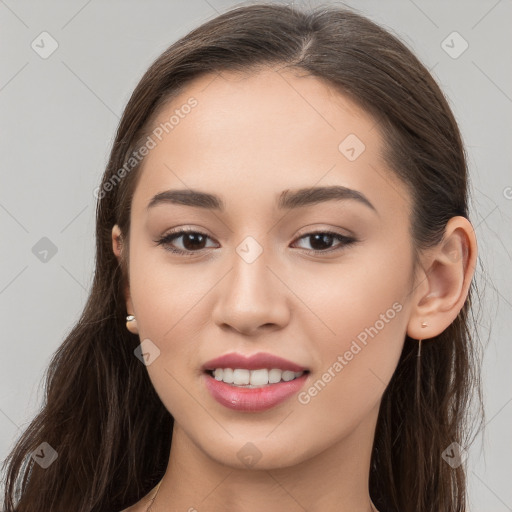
[268,368,282,384]
[212,368,305,387]
[221,368,234,383]
[250,369,268,386]
[233,369,250,385]
[282,370,296,382]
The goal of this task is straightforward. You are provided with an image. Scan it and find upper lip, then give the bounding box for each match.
[201,352,308,372]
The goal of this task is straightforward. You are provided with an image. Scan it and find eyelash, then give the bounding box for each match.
[154,227,357,257]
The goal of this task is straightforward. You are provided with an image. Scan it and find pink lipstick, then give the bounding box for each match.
[201,352,309,412]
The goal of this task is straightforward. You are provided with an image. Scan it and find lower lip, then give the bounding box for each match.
[203,372,309,412]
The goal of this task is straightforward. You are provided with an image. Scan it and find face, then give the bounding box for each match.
[117,67,418,469]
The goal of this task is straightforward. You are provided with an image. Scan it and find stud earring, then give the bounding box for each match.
[126,314,138,334]
[421,321,428,328]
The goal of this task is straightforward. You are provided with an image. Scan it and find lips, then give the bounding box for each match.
[203,372,309,412]
[201,352,310,412]
[201,352,308,373]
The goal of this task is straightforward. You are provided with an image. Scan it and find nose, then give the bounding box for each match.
[211,243,291,336]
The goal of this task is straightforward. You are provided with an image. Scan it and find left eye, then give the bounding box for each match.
[155,229,356,255]
[293,231,356,252]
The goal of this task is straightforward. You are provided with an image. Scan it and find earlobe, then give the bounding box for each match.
[126,314,139,335]
[407,216,477,340]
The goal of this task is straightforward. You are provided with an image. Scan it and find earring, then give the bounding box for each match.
[417,321,427,357]
[126,314,138,334]
[415,337,422,410]
[415,322,425,410]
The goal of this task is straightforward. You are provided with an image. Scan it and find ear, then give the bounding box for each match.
[112,224,138,334]
[406,216,478,340]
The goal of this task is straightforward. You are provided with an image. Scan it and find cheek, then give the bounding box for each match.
[127,246,206,400]
[129,236,211,339]
[293,301,407,443]
[130,267,206,367]
[296,246,411,409]
[298,247,410,345]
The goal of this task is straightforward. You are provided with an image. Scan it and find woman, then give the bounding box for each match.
[2,3,484,511]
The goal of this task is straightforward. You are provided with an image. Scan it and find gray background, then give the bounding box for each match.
[1,0,511,509]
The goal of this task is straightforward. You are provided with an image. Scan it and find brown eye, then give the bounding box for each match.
[292,231,356,254]
[154,229,356,256]
[155,229,217,255]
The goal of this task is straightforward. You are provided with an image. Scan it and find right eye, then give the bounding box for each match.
[154,228,218,255]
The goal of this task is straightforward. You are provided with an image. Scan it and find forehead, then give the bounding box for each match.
[131,67,410,220]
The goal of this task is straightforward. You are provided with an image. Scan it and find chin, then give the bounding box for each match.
[196,433,310,470]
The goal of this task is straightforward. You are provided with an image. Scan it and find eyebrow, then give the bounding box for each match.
[146,185,377,214]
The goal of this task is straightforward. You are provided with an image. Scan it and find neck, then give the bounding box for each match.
[149,404,380,512]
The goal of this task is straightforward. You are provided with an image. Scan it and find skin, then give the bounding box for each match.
[112,67,477,512]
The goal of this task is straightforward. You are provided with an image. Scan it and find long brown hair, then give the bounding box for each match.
[2,4,485,511]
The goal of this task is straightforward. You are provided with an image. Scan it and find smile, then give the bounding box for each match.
[207,368,306,387]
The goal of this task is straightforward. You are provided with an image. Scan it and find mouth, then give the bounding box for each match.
[204,368,310,388]
[201,352,311,411]
[202,368,311,412]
